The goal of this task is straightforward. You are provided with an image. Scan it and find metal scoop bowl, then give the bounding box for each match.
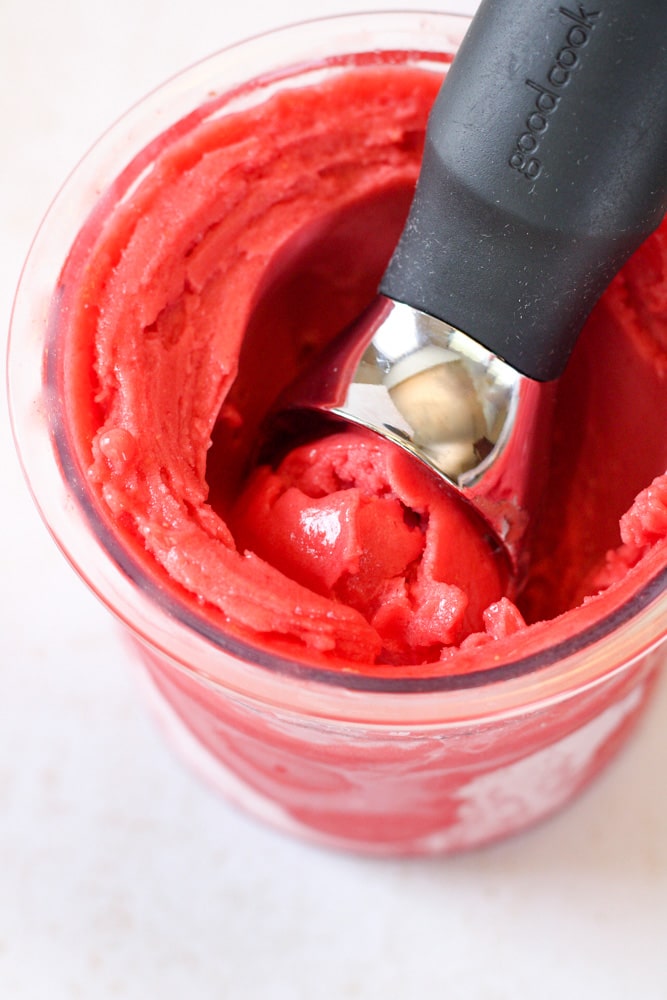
[271,296,554,577]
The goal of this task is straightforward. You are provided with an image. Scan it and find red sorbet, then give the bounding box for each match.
[54,62,667,675]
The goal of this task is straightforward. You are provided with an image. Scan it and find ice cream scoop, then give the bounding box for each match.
[269,0,667,576]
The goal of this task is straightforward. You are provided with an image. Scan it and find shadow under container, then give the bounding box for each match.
[8,11,667,856]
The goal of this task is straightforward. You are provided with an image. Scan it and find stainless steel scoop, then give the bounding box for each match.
[279,296,553,574]
[270,0,667,577]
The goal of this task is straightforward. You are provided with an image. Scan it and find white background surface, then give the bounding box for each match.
[2,1,666,997]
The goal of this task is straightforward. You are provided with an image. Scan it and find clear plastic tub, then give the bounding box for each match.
[8,10,667,855]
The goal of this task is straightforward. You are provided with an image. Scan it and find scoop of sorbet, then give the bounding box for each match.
[232,429,509,664]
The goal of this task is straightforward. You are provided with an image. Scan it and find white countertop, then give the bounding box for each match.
[2,1,666,997]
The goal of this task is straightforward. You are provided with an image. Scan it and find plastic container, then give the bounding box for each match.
[8,10,667,856]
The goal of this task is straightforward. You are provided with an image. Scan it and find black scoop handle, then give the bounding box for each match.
[380,0,667,381]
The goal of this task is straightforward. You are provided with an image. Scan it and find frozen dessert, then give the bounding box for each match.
[230,429,510,665]
[53,60,667,677]
[14,13,665,856]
